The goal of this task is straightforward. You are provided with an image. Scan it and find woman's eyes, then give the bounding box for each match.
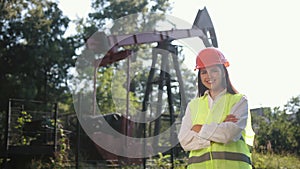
[200,70,207,74]
[200,69,218,74]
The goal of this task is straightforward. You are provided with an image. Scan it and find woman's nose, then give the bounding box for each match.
[207,71,213,78]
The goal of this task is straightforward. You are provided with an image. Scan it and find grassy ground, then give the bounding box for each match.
[147,152,300,169]
[252,151,300,169]
[172,152,300,169]
[2,152,299,168]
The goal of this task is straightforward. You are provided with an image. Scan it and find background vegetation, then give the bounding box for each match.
[1,0,300,168]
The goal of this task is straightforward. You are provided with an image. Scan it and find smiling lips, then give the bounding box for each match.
[205,79,215,84]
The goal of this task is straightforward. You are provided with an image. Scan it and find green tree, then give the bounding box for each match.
[284,95,300,154]
[0,0,78,113]
[252,95,300,154]
[85,0,171,35]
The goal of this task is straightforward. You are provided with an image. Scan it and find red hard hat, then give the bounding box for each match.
[195,47,229,70]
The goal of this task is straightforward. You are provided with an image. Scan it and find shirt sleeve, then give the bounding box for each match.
[198,96,248,144]
[178,103,211,151]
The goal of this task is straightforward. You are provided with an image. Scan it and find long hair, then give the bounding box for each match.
[197,64,238,97]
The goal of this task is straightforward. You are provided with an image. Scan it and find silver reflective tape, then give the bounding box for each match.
[188,152,251,165]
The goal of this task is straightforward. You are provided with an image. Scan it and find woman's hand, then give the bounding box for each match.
[191,124,203,133]
[223,114,238,123]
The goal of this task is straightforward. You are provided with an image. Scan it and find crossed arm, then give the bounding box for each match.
[178,96,248,151]
[191,114,238,132]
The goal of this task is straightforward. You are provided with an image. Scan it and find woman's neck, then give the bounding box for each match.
[209,87,225,100]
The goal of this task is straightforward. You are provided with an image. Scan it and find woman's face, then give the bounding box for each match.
[199,65,225,92]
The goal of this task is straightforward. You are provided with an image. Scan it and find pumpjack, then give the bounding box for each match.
[76,7,219,169]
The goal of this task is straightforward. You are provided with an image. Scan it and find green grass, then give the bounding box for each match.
[252,151,300,169]
[2,152,299,169]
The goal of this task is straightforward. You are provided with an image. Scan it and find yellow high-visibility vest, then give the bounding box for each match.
[188,93,255,169]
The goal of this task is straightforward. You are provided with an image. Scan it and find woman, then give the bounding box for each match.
[178,47,255,169]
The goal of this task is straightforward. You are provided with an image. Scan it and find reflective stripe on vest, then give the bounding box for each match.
[188,152,252,165]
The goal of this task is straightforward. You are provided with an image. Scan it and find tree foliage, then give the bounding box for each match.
[252,95,300,155]
[0,0,78,112]
[85,0,171,35]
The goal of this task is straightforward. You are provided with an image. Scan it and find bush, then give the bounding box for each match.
[252,151,300,169]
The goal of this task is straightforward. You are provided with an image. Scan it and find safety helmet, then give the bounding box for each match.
[195,47,229,70]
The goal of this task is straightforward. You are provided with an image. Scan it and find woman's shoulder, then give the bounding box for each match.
[187,96,202,105]
[227,92,248,102]
[227,92,246,97]
[189,97,200,103]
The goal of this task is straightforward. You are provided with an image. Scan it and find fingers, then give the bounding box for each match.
[191,124,202,133]
[224,114,238,123]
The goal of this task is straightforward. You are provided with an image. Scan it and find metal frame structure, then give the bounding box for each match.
[89,7,217,68]
[1,99,58,168]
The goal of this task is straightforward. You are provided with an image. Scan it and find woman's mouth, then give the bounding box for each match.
[206,79,215,84]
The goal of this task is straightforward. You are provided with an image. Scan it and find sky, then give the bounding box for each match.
[58,0,300,109]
